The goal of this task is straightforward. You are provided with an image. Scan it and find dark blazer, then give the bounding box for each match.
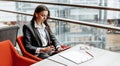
[23,22,60,55]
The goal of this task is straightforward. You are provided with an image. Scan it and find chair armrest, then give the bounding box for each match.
[13,54,37,66]
[23,51,42,61]
[61,45,71,50]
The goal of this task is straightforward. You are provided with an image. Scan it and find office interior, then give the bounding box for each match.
[0,0,120,66]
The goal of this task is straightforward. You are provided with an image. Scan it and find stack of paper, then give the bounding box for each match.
[59,50,93,64]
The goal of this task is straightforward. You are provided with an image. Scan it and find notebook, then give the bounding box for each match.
[59,50,93,64]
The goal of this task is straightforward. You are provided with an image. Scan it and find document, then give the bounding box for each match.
[59,50,93,64]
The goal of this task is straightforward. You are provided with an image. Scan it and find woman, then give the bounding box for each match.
[23,5,63,59]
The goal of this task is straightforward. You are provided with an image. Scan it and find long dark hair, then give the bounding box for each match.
[31,5,51,33]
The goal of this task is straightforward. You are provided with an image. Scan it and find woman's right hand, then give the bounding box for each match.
[40,46,55,53]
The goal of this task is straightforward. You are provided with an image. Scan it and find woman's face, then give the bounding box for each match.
[35,10,48,23]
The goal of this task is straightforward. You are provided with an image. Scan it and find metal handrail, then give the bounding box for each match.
[0,9,32,16]
[8,0,120,11]
[51,17,120,31]
[0,9,120,31]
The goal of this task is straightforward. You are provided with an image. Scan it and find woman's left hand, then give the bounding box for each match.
[57,47,64,52]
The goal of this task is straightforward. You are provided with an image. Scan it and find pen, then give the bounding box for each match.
[85,51,94,57]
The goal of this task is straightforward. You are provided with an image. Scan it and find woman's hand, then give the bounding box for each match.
[56,45,70,53]
[57,47,64,51]
[40,45,55,53]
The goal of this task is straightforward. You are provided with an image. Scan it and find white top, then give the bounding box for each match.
[34,21,48,53]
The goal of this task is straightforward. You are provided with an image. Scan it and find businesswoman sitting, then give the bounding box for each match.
[23,5,63,59]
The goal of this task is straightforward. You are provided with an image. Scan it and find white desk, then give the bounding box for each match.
[31,44,120,66]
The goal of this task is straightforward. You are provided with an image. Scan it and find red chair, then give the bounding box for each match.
[0,40,37,66]
[16,36,42,61]
[17,36,70,60]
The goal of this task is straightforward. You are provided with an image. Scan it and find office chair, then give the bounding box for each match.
[0,40,37,66]
[17,36,70,60]
[16,36,42,61]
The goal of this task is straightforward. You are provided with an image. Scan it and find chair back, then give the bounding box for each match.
[0,26,19,46]
[17,36,26,53]
[17,36,42,61]
[0,40,37,66]
[0,40,13,66]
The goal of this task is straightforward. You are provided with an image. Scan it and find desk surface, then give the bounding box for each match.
[31,44,120,66]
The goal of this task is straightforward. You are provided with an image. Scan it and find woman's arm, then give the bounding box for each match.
[23,25,38,54]
[50,33,61,50]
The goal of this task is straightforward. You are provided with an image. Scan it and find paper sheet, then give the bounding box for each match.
[59,50,93,64]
